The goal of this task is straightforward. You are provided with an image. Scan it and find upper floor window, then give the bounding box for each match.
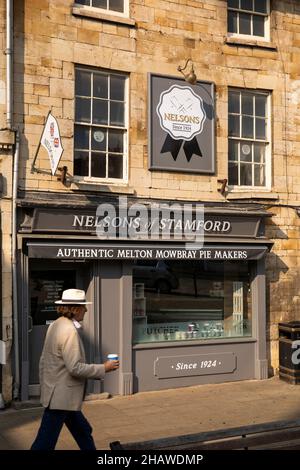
[228,89,271,189]
[227,0,270,40]
[75,0,125,14]
[74,68,128,181]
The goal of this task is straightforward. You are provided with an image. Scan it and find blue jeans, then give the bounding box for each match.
[31,408,96,450]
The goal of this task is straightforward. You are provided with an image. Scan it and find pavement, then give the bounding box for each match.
[1,376,300,450]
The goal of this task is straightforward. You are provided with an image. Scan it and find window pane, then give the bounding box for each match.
[229,91,240,114]
[240,141,252,162]
[241,0,253,11]
[254,144,265,163]
[74,150,89,176]
[228,0,239,7]
[229,162,238,185]
[255,95,266,117]
[240,163,252,185]
[242,116,253,138]
[239,12,251,34]
[242,94,253,115]
[108,154,123,178]
[228,11,238,33]
[254,164,265,186]
[110,101,125,126]
[228,139,239,161]
[75,70,91,97]
[253,15,264,36]
[108,129,124,153]
[255,118,266,140]
[77,0,90,4]
[93,99,108,125]
[132,261,252,344]
[91,152,106,178]
[75,98,91,123]
[74,125,89,150]
[109,0,124,13]
[92,0,107,7]
[229,115,240,137]
[93,74,108,99]
[110,76,126,101]
[91,127,106,151]
[254,0,267,13]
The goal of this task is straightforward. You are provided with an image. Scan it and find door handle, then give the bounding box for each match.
[28,315,33,333]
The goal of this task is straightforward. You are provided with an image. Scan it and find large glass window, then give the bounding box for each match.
[228,89,270,188]
[132,260,252,344]
[76,0,125,14]
[74,68,128,181]
[227,0,270,39]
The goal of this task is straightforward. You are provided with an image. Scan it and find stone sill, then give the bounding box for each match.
[72,4,136,27]
[133,337,256,349]
[71,180,135,194]
[225,36,277,50]
[227,191,279,200]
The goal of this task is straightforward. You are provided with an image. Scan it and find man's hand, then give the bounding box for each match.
[104,360,119,372]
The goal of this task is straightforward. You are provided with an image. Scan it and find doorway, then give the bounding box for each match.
[28,260,91,396]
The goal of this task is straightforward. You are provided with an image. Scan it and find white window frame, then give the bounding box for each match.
[74,0,129,18]
[228,88,271,191]
[227,0,270,42]
[74,67,129,184]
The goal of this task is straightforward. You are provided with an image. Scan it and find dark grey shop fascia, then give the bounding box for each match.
[18,204,271,241]
[27,242,270,261]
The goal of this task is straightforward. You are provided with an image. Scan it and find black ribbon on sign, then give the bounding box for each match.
[161,134,202,162]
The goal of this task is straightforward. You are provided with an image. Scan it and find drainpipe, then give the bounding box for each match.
[6,0,20,400]
[12,131,20,400]
[0,0,14,407]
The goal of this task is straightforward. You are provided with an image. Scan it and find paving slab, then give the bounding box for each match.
[0,377,300,449]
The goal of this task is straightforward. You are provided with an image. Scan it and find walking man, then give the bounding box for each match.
[31,288,119,450]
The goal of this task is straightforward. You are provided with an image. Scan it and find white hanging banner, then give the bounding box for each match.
[40,112,64,175]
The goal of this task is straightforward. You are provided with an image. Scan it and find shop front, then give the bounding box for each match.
[17,197,272,398]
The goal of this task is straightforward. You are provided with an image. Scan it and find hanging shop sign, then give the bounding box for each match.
[39,112,64,175]
[149,74,215,173]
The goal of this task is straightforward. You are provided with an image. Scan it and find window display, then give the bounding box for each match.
[132,260,252,344]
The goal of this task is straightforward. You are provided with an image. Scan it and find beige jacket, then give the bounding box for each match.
[39,316,105,411]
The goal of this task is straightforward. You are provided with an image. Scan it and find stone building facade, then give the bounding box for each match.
[1,0,300,401]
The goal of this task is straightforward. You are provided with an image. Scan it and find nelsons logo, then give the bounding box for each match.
[156,85,206,162]
[157,85,206,141]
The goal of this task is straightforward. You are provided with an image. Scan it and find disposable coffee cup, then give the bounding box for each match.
[107,354,119,361]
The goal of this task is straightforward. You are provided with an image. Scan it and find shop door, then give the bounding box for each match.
[28,263,88,392]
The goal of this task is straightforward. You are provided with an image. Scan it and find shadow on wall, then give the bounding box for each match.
[265,214,300,379]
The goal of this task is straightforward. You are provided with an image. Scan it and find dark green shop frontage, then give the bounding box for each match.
[17,198,272,400]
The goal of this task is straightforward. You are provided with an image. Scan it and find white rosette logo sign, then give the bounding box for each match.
[156,85,206,161]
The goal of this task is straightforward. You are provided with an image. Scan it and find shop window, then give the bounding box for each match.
[75,0,126,15]
[132,260,252,344]
[228,89,271,189]
[227,0,270,40]
[74,67,128,182]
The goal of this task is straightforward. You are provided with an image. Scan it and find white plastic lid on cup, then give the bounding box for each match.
[107,353,119,361]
